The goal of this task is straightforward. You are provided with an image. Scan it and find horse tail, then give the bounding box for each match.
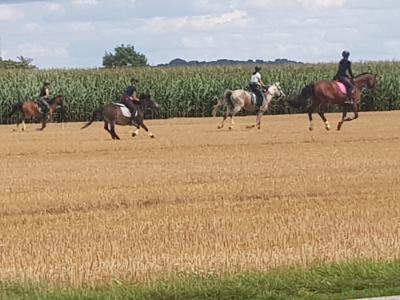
[212,96,225,117]
[224,90,234,108]
[81,107,102,129]
[7,102,23,118]
[290,84,314,109]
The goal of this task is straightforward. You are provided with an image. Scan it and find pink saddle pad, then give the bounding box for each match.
[335,81,347,94]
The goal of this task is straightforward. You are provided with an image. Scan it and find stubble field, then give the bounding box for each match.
[1,112,400,287]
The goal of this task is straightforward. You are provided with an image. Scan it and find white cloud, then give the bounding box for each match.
[298,0,346,8]
[24,22,41,32]
[72,0,98,6]
[0,6,24,21]
[16,43,69,60]
[46,3,65,12]
[145,10,250,33]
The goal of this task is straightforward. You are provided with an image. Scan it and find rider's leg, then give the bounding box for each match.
[342,78,353,104]
[122,98,136,124]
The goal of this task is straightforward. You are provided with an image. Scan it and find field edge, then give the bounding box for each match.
[2,259,400,300]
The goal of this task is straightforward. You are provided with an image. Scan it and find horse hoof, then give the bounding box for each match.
[308,127,313,131]
[150,135,155,138]
[132,133,137,137]
[228,126,233,130]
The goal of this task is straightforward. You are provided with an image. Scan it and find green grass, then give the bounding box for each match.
[2,260,400,300]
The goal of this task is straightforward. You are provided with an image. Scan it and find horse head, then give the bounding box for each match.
[49,95,65,107]
[354,73,377,90]
[139,94,161,111]
[267,82,285,98]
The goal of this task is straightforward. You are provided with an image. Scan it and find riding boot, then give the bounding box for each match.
[344,92,353,105]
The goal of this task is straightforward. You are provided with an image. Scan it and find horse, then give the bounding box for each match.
[296,73,377,131]
[212,82,285,130]
[81,94,160,140]
[7,95,65,131]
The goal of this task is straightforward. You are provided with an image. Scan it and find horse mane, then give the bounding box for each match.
[139,93,151,100]
[355,72,373,78]
[48,95,63,105]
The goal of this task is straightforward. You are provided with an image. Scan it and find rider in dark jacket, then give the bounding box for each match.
[334,50,354,104]
[38,81,51,120]
[121,78,140,123]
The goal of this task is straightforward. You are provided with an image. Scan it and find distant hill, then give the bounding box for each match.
[158,58,302,67]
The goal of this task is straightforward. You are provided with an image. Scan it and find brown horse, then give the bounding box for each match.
[297,73,377,131]
[212,82,285,130]
[81,94,160,140]
[8,95,65,131]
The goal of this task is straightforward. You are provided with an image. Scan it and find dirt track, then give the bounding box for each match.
[1,112,400,286]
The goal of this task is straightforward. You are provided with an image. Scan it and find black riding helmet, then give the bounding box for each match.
[342,50,350,58]
[43,81,50,85]
[255,66,262,72]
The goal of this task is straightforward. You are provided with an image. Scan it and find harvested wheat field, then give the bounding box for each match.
[1,111,400,287]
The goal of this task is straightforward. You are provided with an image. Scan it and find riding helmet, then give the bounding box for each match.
[342,50,350,58]
[44,81,50,85]
[131,78,139,83]
[255,66,262,72]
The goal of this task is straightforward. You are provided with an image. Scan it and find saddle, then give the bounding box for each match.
[113,103,138,118]
[250,90,266,107]
[34,100,48,114]
[334,81,348,95]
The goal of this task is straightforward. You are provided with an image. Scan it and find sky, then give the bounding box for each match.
[0,0,399,68]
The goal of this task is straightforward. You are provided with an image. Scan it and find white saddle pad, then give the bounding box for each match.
[113,103,131,118]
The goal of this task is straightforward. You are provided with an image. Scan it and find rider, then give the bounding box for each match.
[334,50,354,104]
[38,81,51,120]
[121,78,140,123]
[250,66,267,110]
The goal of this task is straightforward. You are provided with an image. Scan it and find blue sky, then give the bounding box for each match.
[0,0,399,68]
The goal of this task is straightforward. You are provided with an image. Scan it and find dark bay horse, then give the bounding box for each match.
[8,95,65,131]
[297,73,377,131]
[212,82,285,130]
[81,94,160,140]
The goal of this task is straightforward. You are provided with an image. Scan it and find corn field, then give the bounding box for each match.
[0,62,399,123]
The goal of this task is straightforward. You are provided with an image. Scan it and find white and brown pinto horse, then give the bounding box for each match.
[212,83,285,130]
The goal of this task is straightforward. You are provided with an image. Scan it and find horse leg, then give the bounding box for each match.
[228,106,241,130]
[38,117,47,131]
[15,117,21,132]
[256,112,263,129]
[104,121,114,139]
[217,109,229,129]
[110,122,120,140]
[318,103,330,131]
[337,106,348,131]
[307,103,317,131]
[138,120,154,138]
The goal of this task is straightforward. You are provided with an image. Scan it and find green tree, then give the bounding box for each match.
[0,56,35,69]
[102,44,148,68]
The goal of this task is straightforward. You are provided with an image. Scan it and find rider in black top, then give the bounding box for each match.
[121,78,140,123]
[334,50,354,104]
[38,81,51,120]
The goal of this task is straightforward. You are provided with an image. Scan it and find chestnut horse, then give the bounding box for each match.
[8,95,65,131]
[212,82,285,130]
[297,73,377,131]
[81,94,160,140]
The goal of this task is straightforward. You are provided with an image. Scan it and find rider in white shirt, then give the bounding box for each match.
[249,66,266,109]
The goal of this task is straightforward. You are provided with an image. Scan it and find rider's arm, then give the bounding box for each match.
[348,62,354,78]
[132,90,139,101]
